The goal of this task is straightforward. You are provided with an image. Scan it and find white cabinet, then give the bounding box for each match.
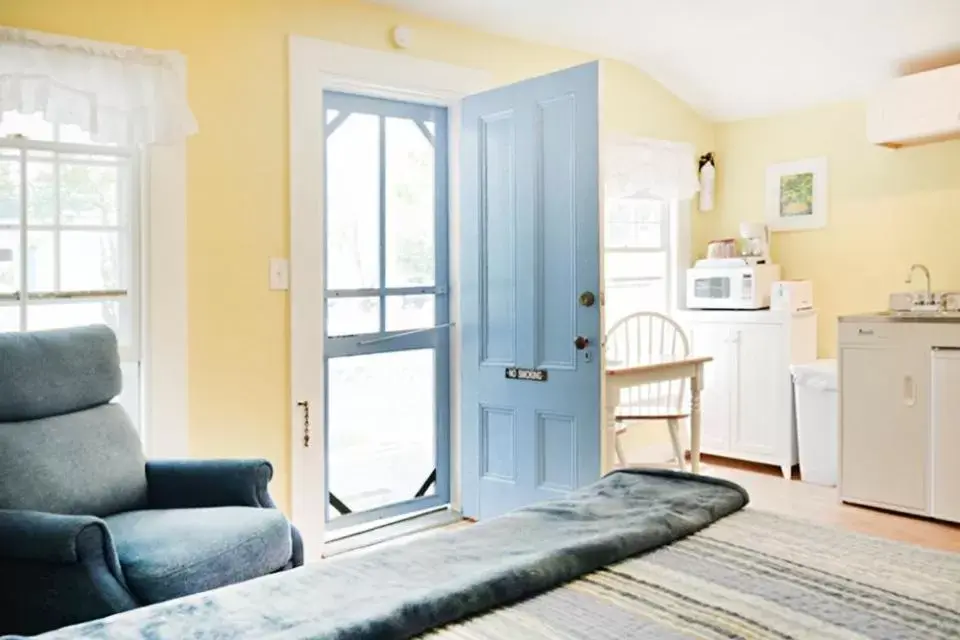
[839,320,960,523]
[932,349,960,523]
[733,324,782,458]
[839,339,927,512]
[867,63,960,147]
[691,323,734,453]
[686,310,817,478]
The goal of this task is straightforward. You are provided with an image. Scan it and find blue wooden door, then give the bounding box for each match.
[460,62,601,519]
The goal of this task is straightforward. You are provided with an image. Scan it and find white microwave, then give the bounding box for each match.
[685,264,781,310]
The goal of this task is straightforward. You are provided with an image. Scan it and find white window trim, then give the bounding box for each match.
[138,52,189,459]
[288,35,491,556]
[671,199,692,313]
[141,136,188,459]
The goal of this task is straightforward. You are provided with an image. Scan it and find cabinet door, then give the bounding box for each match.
[840,345,927,511]
[689,323,733,452]
[732,324,782,458]
[932,350,960,523]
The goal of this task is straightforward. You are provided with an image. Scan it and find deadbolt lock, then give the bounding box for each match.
[579,291,596,307]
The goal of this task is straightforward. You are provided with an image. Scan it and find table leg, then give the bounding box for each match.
[604,382,620,473]
[690,365,703,474]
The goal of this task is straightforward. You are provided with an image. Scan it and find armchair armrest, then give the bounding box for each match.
[0,509,114,565]
[0,510,137,634]
[146,459,276,509]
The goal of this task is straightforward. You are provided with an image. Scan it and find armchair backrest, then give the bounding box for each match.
[0,325,147,516]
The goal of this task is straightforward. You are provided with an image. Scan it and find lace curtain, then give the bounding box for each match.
[605,136,699,202]
[0,26,197,145]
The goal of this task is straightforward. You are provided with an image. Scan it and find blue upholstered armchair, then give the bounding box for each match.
[0,326,304,636]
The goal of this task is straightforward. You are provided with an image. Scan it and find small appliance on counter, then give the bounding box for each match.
[686,222,780,310]
[686,262,781,310]
[771,280,814,312]
[738,221,770,264]
[706,238,737,259]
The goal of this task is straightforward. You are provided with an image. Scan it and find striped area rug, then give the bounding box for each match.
[427,509,960,639]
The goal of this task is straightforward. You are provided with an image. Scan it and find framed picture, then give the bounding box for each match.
[765,157,828,231]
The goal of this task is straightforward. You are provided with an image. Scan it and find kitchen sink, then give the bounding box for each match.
[876,309,960,321]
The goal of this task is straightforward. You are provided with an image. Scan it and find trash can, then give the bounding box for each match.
[791,359,838,486]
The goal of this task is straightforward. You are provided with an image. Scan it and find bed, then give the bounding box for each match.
[427,508,960,639]
[7,470,959,640]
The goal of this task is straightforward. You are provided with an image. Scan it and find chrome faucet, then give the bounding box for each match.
[906,264,932,304]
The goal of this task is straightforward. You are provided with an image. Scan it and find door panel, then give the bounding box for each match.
[462,62,601,519]
[478,112,517,366]
[932,350,960,522]
[536,412,577,490]
[841,346,926,511]
[536,94,577,370]
[733,324,781,457]
[689,323,732,452]
[480,405,517,481]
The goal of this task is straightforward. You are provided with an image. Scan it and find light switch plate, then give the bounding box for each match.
[269,257,289,291]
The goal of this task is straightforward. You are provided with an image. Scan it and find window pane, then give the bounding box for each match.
[0,111,54,142]
[385,116,435,287]
[26,155,55,224]
[326,297,379,337]
[60,231,122,291]
[118,361,140,431]
[327,350,436,520]
[604,251,666,281]
[60,158,121,226]
[0,307,19,331]
[0,231,19,294]
[605,279,667,329]
[0,152,20,224]
[26,231,54,291]
[605,197,663,249]
[326,113,380,290]
[27,300,122,336]
[386,294,435,332]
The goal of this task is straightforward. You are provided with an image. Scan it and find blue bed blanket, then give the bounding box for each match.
[13,469,748,640]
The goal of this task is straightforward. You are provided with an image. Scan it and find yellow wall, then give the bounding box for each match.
[711,102,960,356]
[0,0,712,511]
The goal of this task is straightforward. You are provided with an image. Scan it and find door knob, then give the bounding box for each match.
[574,336,590,350]
[579,291,596,307]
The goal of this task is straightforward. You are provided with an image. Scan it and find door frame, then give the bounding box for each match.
[288,35,491,555]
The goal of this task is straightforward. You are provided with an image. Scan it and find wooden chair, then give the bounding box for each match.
[605,311,690,469]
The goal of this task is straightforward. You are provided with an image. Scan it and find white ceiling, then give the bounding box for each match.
[370,0,960,121]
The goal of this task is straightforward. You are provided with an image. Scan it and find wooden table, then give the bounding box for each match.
[605,355,713,474]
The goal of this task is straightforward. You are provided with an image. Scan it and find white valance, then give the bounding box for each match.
[0,26,198,146]
[605,136,699,202]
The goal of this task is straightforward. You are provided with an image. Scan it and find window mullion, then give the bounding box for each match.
[17,149,27,330]
[53,151,61,292]
[378,114,387,333]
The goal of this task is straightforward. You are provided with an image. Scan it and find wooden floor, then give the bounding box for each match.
[700,455,960,553]
[336,455,959,559]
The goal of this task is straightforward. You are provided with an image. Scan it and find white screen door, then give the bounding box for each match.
[321,91,450,532]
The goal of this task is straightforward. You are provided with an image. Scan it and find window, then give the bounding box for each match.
[0,110,141,426]
[604,195,671,330]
